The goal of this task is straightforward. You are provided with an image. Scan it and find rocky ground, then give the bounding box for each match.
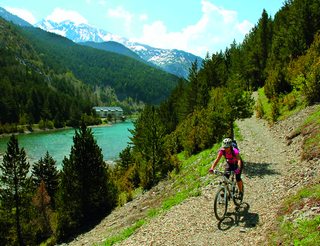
[66,105,320,246]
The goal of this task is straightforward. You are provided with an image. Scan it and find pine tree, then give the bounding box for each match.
[32,151,59,208]
[57,122,116,240]
[186,60,200,113]
[32,180,52,239]
[129,105,167,189]
[223,82,255,138]
[118,145,133,170]
[0,135,30,245]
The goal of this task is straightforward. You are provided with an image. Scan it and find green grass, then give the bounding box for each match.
[103,219,146,246]
[161,190,191,210]
[257,88,306,123]
[257,87,272,121]
[161,147,217,212]
[147,208,159,218]
[303,109,320,125]
[269,184,320,245]
[274,216,320,246]
[280,184,320,215]
[299,106,320,160]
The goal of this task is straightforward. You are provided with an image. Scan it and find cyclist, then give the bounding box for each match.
[209,138,243,197]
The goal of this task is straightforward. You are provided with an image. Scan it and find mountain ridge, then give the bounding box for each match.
[0,7,32,27]
[35,19,203,78]
[78,41,143,62]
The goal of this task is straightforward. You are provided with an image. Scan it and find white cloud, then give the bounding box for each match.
[139,14,148,22]
[131,21,188,51]
[107,6,133,30]
[46,8,88,24]
[236,20,253,35]
[132,0,254,57]
[5,7,36,24]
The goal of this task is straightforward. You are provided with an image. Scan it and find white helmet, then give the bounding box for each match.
[222,138,232,148]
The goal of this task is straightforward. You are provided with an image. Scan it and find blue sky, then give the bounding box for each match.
[1,0,284,57]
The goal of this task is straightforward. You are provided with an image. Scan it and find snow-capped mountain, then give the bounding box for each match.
[36,19,127,44]
[35,20,202,78]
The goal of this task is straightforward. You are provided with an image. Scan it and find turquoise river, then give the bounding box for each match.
[0,121,134,168]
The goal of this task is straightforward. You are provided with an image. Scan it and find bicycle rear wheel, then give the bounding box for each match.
[213,187,228,221]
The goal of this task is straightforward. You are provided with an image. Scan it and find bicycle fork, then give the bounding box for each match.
[220,181,231,201]
[222,179,236,201]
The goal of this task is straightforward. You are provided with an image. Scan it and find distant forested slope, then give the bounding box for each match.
[0,18,95,127]
[21,27,180,104]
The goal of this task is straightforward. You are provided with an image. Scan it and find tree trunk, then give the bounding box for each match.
[15,189,24,246]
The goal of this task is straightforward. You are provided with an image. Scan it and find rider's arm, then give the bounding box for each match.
[210,152,223,170]
[236,155,241,170]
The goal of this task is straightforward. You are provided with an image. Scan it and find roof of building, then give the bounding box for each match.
[93,106,123,112]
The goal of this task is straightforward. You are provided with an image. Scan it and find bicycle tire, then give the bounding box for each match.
[233,184,244,206]
[214,187,228,221]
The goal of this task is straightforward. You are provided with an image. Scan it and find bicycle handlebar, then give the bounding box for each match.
[212,170,234,176]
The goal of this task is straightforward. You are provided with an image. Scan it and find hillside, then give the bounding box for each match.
[64,104,320,245]
[79,41,144,62]
[0,18,96,127]
[20,26,180,104]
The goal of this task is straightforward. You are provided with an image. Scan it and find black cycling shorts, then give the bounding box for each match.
[224,163,242,182]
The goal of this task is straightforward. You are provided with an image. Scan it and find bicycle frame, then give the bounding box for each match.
[215,170,237,200]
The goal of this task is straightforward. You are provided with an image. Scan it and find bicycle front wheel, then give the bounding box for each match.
[213,187,228,221]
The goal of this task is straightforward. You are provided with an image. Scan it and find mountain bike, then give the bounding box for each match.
[212,170,244,221]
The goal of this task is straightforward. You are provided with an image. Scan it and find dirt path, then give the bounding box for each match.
[67,106,319,246]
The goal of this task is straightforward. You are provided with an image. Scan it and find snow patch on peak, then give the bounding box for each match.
[129,45,148,51]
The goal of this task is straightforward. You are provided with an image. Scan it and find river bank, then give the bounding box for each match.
[0,121,134,166]
[0,122,117,139]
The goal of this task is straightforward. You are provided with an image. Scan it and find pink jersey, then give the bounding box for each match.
[218,148,239,164]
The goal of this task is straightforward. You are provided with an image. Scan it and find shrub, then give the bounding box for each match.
[255,98,265,118]
[271,98,280,122]
[283,93,297,111]
[303,65,320,105]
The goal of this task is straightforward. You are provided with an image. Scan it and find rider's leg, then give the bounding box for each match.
[235,170,243,193]
[237,180,243,193]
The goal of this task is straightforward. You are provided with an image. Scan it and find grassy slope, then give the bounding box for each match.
[103,147,218,245]
[268,184,320,245]
[266,111,320,245]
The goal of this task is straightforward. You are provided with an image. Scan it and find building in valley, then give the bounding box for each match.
[93,106,124,121]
